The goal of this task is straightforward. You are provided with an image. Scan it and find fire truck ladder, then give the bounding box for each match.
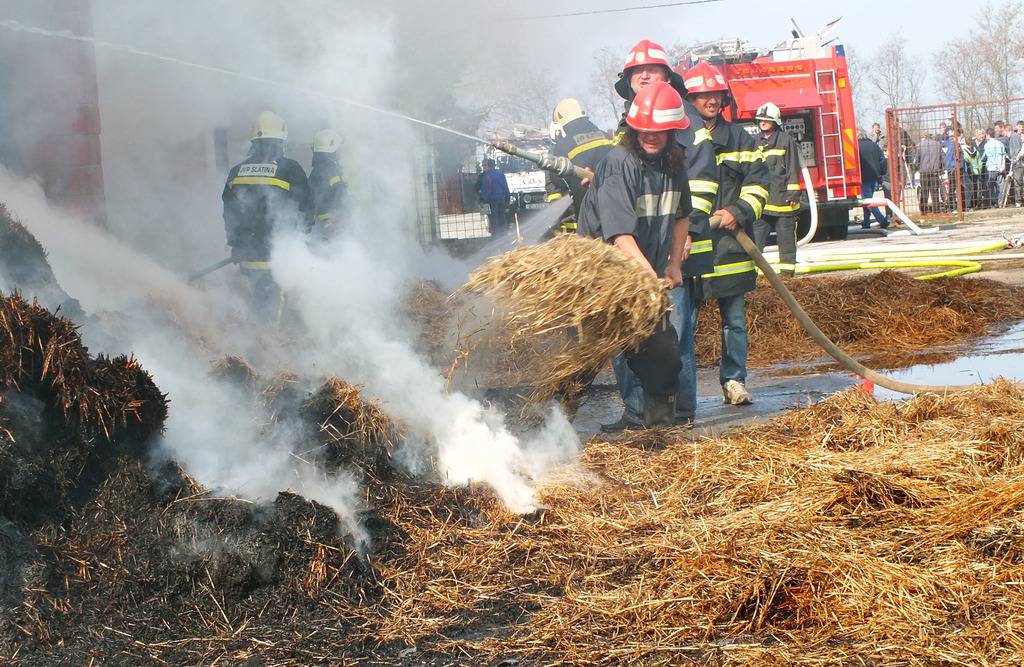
[815,69,847,201]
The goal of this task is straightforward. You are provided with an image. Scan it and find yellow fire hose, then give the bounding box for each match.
[490,141,993,396]
[761,240,1007,281]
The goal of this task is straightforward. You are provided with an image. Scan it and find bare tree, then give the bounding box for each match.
[934,0,1023,128]
[867,37,924,112]
[845,45,880,128]
[587,46,626,131]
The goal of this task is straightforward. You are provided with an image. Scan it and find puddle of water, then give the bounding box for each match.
[874,322,1024,400]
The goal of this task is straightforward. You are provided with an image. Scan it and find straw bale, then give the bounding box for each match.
[697,271,1024,369]
[458,234,670,405]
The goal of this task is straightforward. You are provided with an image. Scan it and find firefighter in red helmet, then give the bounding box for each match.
[681,60,769,407]
[601,39,712,432]
[578,81,693,428]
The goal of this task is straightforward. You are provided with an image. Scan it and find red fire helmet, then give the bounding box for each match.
[622,39,671,71]
[679,60,729,95]
[615,39,687,100]
[625,81,691,132]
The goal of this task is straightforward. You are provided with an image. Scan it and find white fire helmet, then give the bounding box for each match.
[755,102,782,126]
[550,98,587,141]
[251,111,288,141]
[312,129,343,153]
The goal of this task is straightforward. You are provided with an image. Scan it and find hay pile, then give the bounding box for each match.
[349,380,1024,664]
[404,280,458,369]
[301,377,398,475]
[697,271,1024,369]
[7,322,1024,663]
[0,205,82,319]
[0,293,166,445]
[459,234,670,404]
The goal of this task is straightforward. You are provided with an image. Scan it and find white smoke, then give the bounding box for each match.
[0,1,581,523]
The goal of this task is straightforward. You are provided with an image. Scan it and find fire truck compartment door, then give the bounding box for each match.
[731,81,824,116]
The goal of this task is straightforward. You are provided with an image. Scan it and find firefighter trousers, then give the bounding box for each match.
[240,266,285,325]
[611,280,697,420]
[754,214,797,273]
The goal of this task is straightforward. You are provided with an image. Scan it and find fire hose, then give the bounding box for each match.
[490,139,978,396]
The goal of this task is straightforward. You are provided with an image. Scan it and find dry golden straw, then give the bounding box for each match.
[458,234,670,404]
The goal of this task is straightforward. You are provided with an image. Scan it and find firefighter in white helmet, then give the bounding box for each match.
[309,129,347,238]
[222,111,312,321]
[578,81,693,428]
[544,98,613,233]
[752,102,802,277]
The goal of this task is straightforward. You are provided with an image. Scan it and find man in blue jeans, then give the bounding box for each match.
[857,129,889,227]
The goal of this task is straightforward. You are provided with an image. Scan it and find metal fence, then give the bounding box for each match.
[886,98,1024,221]
[411,135,492,246]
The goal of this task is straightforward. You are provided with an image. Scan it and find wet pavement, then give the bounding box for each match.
[574,321,1024,440]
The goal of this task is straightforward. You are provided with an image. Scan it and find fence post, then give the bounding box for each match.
[885,108,901,209]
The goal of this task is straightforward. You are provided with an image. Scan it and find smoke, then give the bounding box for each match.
[0,1,582,523]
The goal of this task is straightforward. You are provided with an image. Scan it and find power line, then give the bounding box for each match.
[518,0,725,21]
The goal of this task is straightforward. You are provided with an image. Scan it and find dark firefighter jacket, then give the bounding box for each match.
[309,154,347,228]
[544,116,614,230]
[615,101,713,279]
[577,144,692,277]
[683,117,769,299]
[756,128,802,216]
[222,143,312,265]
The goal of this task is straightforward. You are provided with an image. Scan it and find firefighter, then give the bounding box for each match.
[309,129,347,238]
[578,81,692,428]
[681,60,769,407]
[601,38,713,431]
[544,98,613,233]
[752,102,801,277]
[222,111,312,320]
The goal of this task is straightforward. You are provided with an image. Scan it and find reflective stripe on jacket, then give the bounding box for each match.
[222,154,312,262]
[684,116,769,298]
[757,128,802,215]
[546,117,614,224]
[310,157,347,225]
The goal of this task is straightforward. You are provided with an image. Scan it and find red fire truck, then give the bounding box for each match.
[689,21,861,240]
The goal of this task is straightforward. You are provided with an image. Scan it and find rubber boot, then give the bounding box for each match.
[643,393,676,428]
[600,412,643,433]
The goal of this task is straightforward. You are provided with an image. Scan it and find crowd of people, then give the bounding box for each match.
[863,117,1024,216]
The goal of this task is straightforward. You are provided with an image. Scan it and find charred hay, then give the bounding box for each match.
[697,270,1024,369]
[0,293,166,527]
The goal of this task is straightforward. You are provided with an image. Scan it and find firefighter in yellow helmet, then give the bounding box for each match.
[752,102,801,277]
[544,98,613,233]
[309,129,347,239]
[222,111,312,320]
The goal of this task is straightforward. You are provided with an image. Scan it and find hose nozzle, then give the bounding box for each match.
[490,140,595,181]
